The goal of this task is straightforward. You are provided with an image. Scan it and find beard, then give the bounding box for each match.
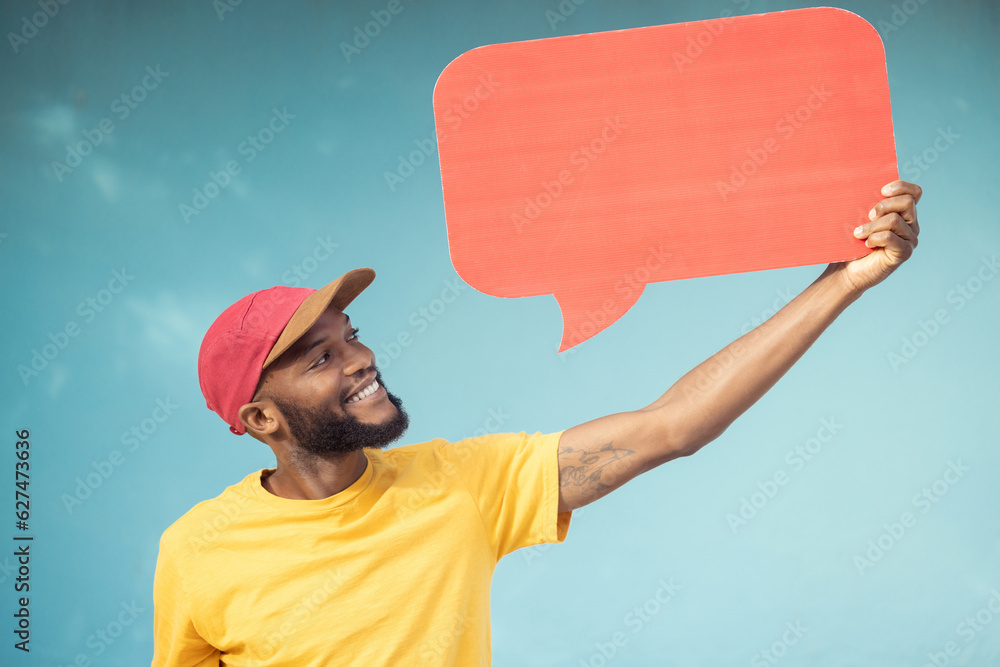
[271,371,409,456]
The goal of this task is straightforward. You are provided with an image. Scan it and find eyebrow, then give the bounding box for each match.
[296,314,352,363]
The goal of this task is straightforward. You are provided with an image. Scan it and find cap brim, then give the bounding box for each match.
[263,268,375,368]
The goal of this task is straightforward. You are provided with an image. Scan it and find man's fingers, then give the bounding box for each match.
[855,212,918,247]
[869,195,920,237]
[864,229,915,262]
[881,179,923,204]
[870,183,920,237]
[840,180,923,288]
[869,194,918,224]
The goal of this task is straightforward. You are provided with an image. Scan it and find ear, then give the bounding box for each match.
[238,399,280,439]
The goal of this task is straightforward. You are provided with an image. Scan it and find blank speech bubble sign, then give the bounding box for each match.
[433,7,897,352]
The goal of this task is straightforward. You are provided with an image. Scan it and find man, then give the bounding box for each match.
[152,180,921,665]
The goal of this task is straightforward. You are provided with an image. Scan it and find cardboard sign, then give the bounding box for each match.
[433,7,897,351]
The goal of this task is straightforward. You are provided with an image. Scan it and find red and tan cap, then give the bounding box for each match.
[198,268,375,435]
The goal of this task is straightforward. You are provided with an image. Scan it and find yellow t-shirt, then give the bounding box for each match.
[152,430,570,666]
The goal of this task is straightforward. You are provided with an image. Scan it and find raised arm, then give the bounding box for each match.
[557,180,922,513]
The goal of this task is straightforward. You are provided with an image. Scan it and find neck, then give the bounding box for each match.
[262,448,368,500]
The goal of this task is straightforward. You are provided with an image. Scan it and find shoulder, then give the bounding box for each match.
[382,431,564,470]
[157,470,261,555]
[445,430,564,455]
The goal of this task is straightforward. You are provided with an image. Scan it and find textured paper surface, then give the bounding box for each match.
[434,7,897,351]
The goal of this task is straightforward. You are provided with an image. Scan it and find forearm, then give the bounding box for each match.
[641,265,860,463]
[557,181,919,512]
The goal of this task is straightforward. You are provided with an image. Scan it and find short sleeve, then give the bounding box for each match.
[151,535,221,667]
[439,430,571,558]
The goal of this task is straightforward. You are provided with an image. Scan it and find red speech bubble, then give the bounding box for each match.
[433,7,897,352]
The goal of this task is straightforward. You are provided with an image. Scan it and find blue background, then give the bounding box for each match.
[1,0,998,665]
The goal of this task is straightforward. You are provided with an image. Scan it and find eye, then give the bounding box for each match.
[310,352,330,370]
[349,328,360,341]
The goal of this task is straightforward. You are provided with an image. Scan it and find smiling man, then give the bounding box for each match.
[152,180,921,666]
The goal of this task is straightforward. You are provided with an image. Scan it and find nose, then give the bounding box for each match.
[341,340,375,377]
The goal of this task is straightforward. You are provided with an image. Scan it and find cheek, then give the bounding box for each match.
[313,370,347,406]
[280,370,344,408]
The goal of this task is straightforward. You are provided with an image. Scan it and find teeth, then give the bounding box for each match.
[347,380,379,403]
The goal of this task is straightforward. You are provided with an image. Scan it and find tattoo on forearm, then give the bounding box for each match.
[559,441,635,493]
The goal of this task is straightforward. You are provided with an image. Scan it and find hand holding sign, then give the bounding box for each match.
[434,7,897,351]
